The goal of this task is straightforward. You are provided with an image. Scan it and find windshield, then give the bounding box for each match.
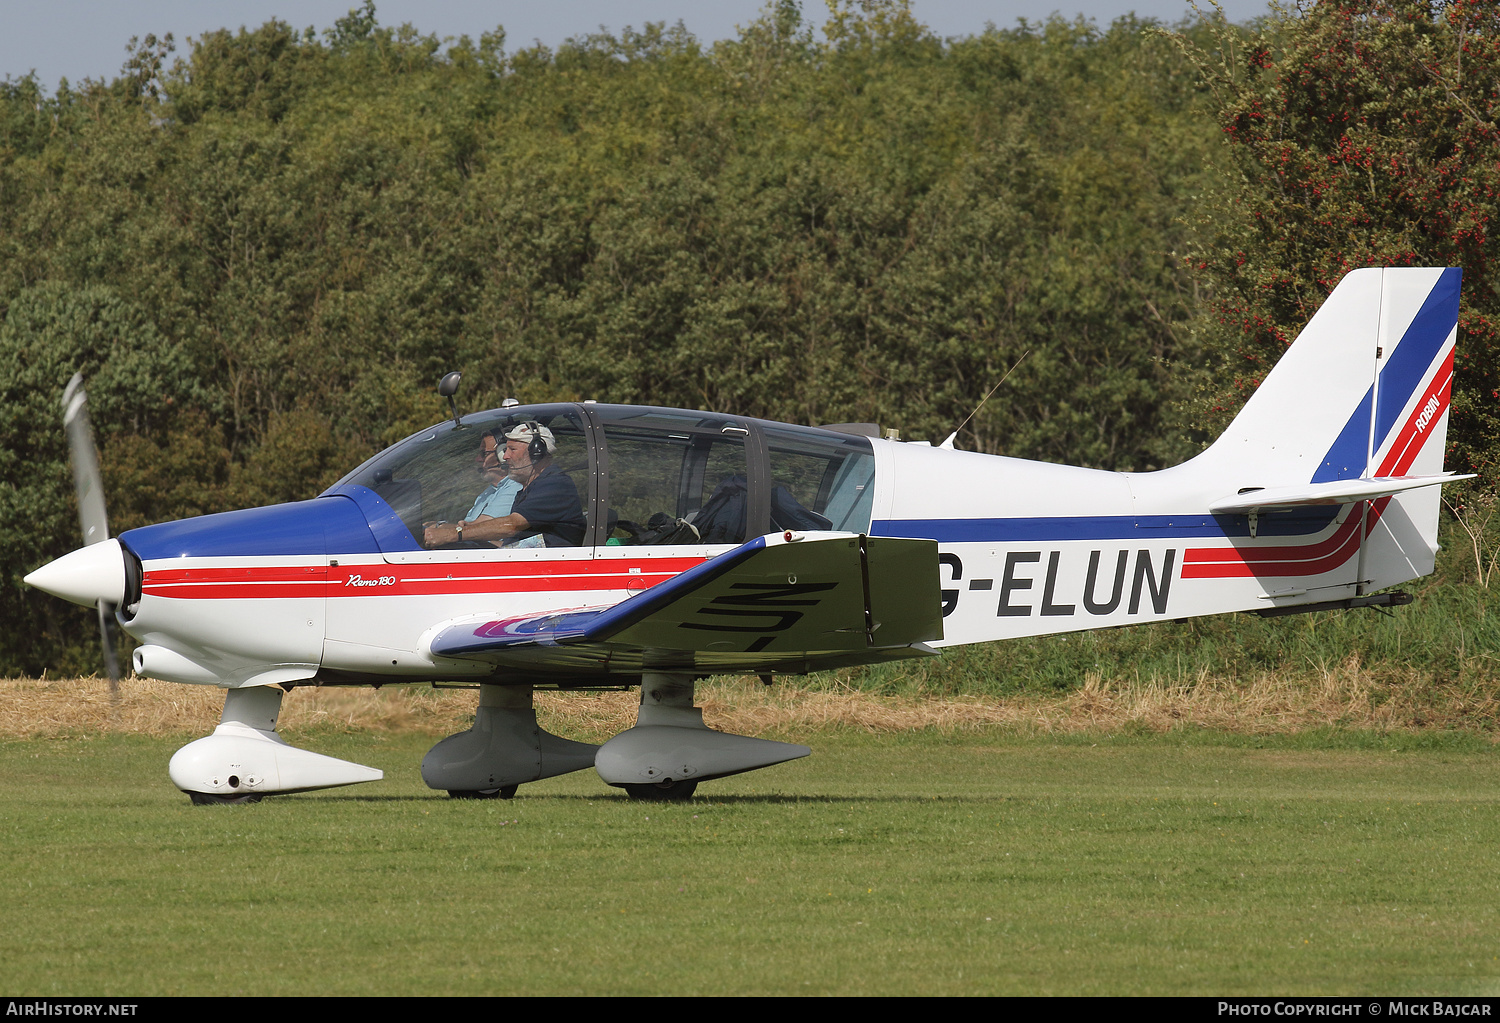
[329,404,591,548]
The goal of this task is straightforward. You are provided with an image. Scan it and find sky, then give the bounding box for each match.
[2,0,1275,91]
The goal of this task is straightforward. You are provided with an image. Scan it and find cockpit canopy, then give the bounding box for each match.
[328,403,877,549]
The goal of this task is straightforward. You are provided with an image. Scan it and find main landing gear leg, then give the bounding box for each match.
[169,685,384,804]
[595,673,811,801]
[421,684,599,799]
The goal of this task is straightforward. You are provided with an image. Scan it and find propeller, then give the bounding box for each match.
[61,373,122,697]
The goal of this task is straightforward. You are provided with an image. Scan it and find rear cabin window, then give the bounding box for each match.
[596,410,750,546]
[763,425,876,533]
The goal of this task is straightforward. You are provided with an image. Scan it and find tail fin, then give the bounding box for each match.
[1194,267,1464,589]
[1202,267,1461,483]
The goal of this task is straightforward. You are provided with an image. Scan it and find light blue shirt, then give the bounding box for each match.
[466,477,522,521]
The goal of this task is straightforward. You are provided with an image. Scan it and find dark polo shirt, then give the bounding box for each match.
[511,463,586,547]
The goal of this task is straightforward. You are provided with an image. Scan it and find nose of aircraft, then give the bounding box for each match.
[24,538,128,608]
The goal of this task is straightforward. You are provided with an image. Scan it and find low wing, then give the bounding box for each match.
[428,532,942,677]
[1209,473,1474,515]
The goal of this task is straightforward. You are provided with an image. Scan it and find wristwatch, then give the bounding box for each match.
[456,521,464,541]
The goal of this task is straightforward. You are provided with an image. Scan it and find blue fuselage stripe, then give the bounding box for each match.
[871,509,1338,543]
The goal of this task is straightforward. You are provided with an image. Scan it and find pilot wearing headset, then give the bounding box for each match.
[423,422,586,548]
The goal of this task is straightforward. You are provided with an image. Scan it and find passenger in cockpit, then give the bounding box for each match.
[420,429,519,548]
[423,422,586,548]
[467,429,522,520]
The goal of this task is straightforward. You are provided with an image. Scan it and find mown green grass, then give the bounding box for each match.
[3,728,1499,996]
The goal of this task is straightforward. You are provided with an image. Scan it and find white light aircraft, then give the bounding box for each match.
[24,267,1471,802]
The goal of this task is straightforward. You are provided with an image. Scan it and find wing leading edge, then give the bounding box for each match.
[428,532,943,676]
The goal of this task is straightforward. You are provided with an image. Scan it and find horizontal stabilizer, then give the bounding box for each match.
[1209,473,1474,515]
[428,531,943,675]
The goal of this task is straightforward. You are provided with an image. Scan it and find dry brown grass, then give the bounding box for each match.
[4,659,1497,741]
[699,659,1500,740]
[0,676,480,739]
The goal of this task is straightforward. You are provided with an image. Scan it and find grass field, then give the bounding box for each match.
[4,720,1499,996]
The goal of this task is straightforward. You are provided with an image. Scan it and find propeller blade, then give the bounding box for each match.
[63,374,110,547]
[97,600,121,687]
[61,374,120,699]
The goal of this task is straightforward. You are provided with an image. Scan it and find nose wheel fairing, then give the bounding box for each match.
[169,685,382,802]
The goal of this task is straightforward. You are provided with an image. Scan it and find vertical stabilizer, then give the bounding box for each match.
[1182,267,1463,592]
[1197,267,1461,487]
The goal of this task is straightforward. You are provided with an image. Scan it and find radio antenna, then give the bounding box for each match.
[939,350,1030,450]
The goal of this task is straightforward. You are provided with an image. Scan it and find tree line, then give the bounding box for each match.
[1,1,1495,675]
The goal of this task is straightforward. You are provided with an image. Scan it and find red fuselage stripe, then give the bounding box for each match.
[1182,511,1362,567]
[141,558,706,600]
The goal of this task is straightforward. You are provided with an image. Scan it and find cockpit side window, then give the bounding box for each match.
[762,425,876,533]
[327,404,877,551]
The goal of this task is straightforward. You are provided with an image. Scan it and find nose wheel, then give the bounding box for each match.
[187,791,266,805]
[172,687,383,804]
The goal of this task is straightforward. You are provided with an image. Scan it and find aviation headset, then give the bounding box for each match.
[524,421,549,462]
[497,421,552,466]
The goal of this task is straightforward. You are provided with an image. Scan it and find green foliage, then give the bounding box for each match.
[2,2,1215,452]
[1175,0,1500,478]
